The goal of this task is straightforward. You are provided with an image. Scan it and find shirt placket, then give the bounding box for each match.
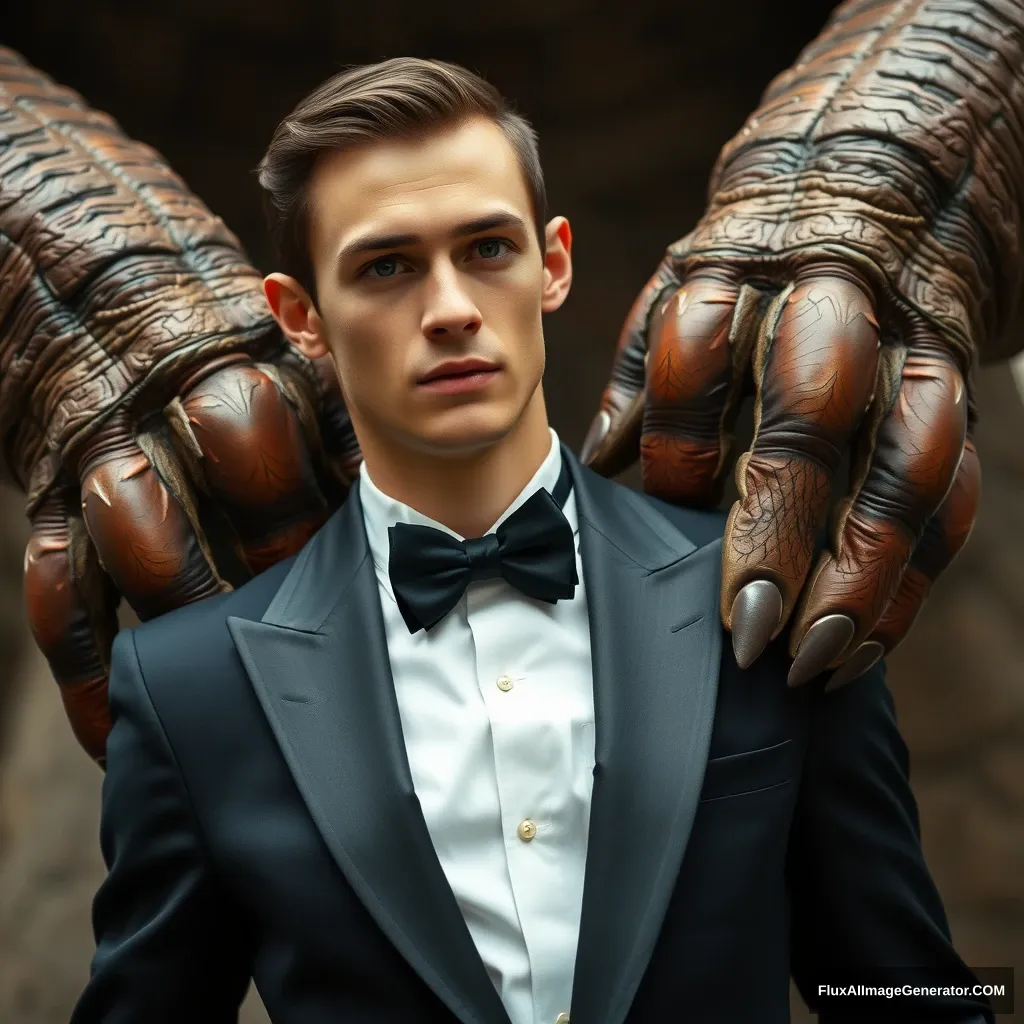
[467,580,579,1024]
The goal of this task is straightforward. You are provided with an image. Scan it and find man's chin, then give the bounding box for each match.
[412,431,510,459]
[404,412,518,458]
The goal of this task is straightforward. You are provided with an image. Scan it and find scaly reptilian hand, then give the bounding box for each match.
[0,48,359,763]
[582,0,1020,688]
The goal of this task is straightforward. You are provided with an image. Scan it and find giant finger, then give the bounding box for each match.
[260,346,363,504]
[76,412,229,621]
[23,489,119,763]
[171,359,329,575]
[722,266,880,668]
[641,265,755,505]
[825,437,980,690]
[581,252,682,476]
[787,336,968,686]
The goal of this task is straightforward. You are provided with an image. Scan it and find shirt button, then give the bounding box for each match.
[555,1014,571,1024]
[517,819,537,842]
[496,674,514,692]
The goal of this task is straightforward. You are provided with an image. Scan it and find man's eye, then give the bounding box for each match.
[473,239,511,260]
[363,256,403,279]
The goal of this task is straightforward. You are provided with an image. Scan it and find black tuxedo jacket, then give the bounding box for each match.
[73,447,991,1024]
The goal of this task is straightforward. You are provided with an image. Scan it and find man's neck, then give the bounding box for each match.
[358,391,554,539]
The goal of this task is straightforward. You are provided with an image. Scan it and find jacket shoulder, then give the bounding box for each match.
[128,556,295,695]
[639,492,727,548]
[599,472,727,549]
[572,457,727,550]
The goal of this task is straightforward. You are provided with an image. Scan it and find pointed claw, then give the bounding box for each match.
[787,614,856,687]
[730,580,784,669]
[581,410,611,464]
[825,640,885,692]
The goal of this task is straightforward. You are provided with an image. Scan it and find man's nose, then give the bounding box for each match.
[421,263,482,340]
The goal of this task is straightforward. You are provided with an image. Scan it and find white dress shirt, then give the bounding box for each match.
[358,428,595,1024]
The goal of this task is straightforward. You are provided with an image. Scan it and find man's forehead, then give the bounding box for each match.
[309,117,532,251]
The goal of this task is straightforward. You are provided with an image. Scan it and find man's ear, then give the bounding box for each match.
[541,216,573,314]
[263,273,329,359]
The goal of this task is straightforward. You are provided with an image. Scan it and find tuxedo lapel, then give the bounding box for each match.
[227,487,510,1024]
[227,445,722,1024]
[564,450,723,1024]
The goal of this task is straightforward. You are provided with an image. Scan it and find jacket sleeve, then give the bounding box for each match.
[787,661,994,1023]
[71,629,254,1023]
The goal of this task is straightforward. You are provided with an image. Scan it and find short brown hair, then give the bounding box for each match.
[257,57,547,301]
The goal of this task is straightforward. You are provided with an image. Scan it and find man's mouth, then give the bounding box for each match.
[417,366,502,394]
[418,358,501,383]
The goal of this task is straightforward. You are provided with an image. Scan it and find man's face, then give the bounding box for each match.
[271,115,572,462]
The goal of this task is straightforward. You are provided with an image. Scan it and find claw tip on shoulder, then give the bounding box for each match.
[580,410,611,465]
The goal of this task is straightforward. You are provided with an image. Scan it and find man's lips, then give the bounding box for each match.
[416,366,502,394]
[418,358,501,383]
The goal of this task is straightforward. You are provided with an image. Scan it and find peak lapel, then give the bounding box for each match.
[563,450,723,1024]
[227,485,510,1024]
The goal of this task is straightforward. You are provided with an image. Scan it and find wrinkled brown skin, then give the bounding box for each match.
[0,48,360,764]
[584,0,1022,685]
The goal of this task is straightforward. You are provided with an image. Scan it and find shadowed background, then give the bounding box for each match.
[1,1,1022,1020]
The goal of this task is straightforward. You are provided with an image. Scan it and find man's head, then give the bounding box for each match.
[257,58,572,475]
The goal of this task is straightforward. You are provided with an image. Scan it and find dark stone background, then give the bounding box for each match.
[1,2,1022,1021]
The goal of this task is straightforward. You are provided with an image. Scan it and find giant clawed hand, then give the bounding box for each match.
[2,47,360,763]
[580,0,1022,687]
[584,256,980,687]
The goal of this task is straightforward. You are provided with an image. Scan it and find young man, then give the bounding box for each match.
[73,59,991,1024]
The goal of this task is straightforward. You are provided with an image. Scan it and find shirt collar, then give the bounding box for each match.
[359,428,577,585]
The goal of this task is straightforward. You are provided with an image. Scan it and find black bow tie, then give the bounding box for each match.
[387,456,578,634]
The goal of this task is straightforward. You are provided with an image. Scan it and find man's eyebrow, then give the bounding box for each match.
[451,212,528,237]
[336,212,528,263]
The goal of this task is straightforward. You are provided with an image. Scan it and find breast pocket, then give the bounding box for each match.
[699,738,797,802]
